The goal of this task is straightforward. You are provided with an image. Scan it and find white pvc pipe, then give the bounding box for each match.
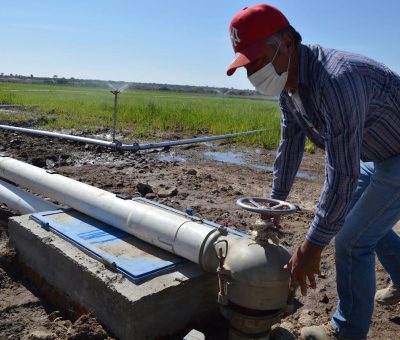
[0,179,58,214]
[0,157,219,264]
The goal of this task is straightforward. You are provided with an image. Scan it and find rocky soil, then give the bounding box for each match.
[0,126,399,339]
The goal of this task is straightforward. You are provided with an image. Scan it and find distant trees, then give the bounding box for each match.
[56,77,68,85]
[0,74,261,98]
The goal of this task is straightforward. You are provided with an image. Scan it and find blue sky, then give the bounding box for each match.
[1,1,399,89]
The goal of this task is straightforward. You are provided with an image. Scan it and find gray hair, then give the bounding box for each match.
[266,25,302,48]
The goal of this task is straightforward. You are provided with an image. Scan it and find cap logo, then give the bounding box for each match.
[230,27,240,47]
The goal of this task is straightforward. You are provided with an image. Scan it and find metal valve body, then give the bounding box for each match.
[207,197,296,339]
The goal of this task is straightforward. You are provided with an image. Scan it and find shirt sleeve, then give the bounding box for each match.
[271,99,306,200]
[306,73,366,247]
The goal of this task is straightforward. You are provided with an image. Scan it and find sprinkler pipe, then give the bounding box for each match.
[0,124,265,152]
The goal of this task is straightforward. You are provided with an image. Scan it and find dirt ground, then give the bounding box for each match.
[0,124,399,339]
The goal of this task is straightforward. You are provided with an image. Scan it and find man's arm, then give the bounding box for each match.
[288,71,367,295]
[271,99,306,201]
[306,73,366,247]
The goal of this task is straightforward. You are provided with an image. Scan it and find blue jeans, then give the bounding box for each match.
[331,155,400,339]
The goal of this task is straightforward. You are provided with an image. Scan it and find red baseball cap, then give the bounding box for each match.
[227,4,289,76]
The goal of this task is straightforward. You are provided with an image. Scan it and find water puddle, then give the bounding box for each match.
[152,148,318,181]
[203,151,318,180]
[157,154,186,163]
[92,132,123,141]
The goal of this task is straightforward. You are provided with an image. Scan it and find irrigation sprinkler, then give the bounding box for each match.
[110,89,120,143]
[108,82,130,143]
[214,88,234,102]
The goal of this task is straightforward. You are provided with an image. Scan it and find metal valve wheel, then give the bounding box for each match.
[236,197,297,215]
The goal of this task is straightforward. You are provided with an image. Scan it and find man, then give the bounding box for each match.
[227,4,400,340]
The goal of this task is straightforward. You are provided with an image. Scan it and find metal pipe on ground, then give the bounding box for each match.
[0,124,265,152]
[0,156,292,339]
[129,129,264,151]
[0,125,115,148]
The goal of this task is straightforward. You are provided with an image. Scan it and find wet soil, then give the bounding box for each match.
[0,125,399,339]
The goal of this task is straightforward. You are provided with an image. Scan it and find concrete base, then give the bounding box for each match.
[8,215,220,340]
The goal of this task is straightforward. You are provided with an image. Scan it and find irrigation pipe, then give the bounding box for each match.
[128,129,265,151]
[0,125,115,148]
[0,124,265,152]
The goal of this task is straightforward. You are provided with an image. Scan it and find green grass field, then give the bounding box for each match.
[0,82,284,148]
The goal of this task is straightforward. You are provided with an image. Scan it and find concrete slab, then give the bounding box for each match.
[8,214,220,340]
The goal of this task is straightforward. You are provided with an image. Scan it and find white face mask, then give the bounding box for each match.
[248,43,290,97]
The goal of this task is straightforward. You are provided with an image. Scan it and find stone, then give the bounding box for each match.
[27,329,56,340]
[187,169,197,176]
[145,193,157,199]
[158,187,178,198]
[136,182,153,196]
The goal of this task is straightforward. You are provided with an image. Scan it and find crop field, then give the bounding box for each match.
[0,82,283,148]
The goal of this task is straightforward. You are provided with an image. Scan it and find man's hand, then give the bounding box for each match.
[286,240,323,296]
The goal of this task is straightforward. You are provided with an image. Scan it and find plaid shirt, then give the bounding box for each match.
[271,44,400,246]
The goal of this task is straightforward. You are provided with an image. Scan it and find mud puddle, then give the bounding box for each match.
[154,148,318,181]
[203,150,318,180]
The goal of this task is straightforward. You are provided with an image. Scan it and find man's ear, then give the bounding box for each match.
[281,32,295,54]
